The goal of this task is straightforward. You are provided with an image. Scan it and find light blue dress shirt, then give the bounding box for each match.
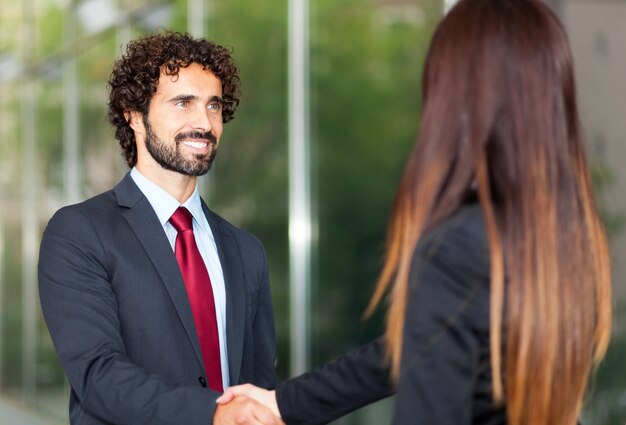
[130,168,230,389]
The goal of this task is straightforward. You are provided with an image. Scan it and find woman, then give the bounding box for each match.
[219,0,612,423]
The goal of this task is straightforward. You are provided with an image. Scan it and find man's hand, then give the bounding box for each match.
[213,395,283,425]
[216,384,281,418]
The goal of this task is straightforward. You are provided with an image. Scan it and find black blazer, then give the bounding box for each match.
[38,174,276,425]
[276,203,507,424]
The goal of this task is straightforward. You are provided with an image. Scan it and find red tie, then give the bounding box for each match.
[169,207,223,391]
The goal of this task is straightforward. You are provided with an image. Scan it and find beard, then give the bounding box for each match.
[143,115,218,176]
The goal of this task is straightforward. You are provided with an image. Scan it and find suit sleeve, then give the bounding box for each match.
[275,337,393,425]
[38,207,216,425]
[251,237,277,388]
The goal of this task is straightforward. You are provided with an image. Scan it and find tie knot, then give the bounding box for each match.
[169,207,193,232]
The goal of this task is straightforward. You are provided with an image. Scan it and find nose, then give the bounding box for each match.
[190,107,212,132]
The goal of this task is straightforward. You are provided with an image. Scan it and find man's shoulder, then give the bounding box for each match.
[59,187,117,214]
[45,187,121,233]
[60,172,140,216]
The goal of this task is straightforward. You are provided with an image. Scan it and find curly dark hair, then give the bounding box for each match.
[107,31,241,167]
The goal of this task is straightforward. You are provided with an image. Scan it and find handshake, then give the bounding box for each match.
[214,384,285,425]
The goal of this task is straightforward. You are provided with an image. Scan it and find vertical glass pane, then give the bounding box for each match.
[2,0,290,422]
[206,0,290,379]
[310,0,440,422]
[1,0,623,424]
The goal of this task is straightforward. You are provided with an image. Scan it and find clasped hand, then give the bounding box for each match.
[214,384,283,425]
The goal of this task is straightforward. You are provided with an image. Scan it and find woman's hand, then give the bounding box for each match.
[216,384,281,419]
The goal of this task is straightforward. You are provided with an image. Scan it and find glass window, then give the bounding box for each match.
[0,1,623,424]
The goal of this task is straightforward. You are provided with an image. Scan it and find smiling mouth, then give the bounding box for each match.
[180,140,210,149]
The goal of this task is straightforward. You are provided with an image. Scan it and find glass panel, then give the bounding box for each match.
[310,0,440,422]
[1,0,290,422]
[0,0,624,424]
[203,0,291,379]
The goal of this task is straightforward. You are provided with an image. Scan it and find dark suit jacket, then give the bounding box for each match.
[276,203,507,425]
[38,174,276,425]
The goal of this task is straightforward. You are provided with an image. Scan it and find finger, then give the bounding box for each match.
[250,402,280,425]
[217,383,257,404]
[216,384,256,404]
[240,416,263,425]
[237,398,272,425]
[214,396,267,425]
[215,388,235,404]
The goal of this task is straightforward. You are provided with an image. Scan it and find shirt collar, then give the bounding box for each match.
[130,167,207,230]
[182,188,210,233]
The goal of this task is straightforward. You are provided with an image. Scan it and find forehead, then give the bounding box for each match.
[155,63,223,98]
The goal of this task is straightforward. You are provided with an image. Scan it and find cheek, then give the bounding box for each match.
[167,123,188,141]
[212,121,224,140]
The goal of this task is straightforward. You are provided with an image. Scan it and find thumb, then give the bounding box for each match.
[215,389,236,404]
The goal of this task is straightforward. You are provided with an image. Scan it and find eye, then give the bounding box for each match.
[208,102,223,113]
[175,99,190,108]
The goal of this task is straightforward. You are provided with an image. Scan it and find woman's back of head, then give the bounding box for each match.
[419,0,580,212]
[370,1,612,424]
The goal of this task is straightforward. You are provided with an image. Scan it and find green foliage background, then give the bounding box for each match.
[0,0,623,424]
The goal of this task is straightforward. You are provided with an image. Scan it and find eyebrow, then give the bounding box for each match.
[209,95,225,105]
[168,94,199,103]
[168,94,225,104]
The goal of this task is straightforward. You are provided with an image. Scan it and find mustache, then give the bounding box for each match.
[175,131,217,144]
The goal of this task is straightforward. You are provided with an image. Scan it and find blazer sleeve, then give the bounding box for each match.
[38,207,216,425]
[275,337,393,425]
[392,208,493,425]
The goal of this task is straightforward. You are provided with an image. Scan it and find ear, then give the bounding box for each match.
[126,110,146,144]
[125,110,143,130]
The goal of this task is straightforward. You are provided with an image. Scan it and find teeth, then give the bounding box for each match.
[182,141,208,149]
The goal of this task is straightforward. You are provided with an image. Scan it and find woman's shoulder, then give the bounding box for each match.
[407,203,492,337]
[417,203,489,280]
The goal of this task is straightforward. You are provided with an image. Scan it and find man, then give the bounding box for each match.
[38,31,280,425]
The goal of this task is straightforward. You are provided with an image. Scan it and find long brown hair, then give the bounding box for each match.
[366,1,612,424]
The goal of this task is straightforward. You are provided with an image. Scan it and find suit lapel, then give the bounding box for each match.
[114,174,206,373]
[202,202,246,386]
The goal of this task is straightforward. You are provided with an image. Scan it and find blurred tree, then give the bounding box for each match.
[312,0,439,362]
[2,1,624,424]
[584,161,626,424]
